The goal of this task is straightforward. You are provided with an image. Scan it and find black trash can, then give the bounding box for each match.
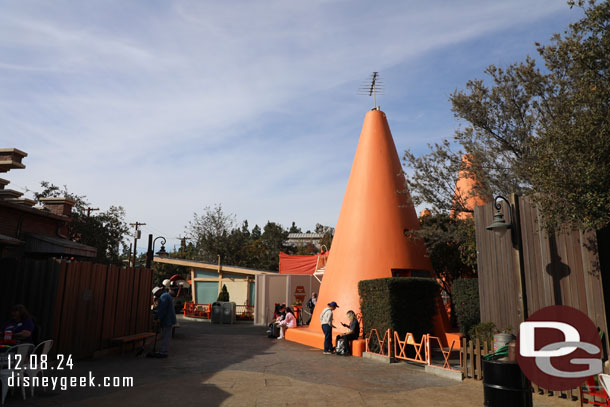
[222,302,236,324]
[483,359,532,407]
[211,302,223,324]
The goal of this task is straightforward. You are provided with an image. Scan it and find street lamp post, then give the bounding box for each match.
[146,234,168,268]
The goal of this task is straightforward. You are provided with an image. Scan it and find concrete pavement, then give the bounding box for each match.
[5,317,580,406]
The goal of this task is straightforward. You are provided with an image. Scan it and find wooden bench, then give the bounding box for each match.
[111,332,156,353]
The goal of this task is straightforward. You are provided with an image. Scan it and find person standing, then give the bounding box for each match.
[155,286,176,358]
[320,301,338,354]
[306,293,317,325]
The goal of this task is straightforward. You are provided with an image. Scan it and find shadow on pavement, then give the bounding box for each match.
[6,318,274,407]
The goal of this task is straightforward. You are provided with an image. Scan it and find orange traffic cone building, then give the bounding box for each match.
[450,154,491,219]
[285,109,455,351]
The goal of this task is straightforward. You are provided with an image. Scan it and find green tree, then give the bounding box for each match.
[406,0,610,230]
[259,221,289,271]
[289,221,302,233]
[413,213,477,324]
[251,224,262,240]
[320,232,333,251]
[295,241,318,255]
[227,221,253,266]
[187,204,235,263]
[34,182,129,264]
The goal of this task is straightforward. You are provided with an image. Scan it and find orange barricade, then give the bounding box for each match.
[235,305,254,321]
[365,329,391,358]
[183,302,211,319]
[394,332,427,365]
[427,335,459,370]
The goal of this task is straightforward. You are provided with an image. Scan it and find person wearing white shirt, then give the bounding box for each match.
[319,301,339,354]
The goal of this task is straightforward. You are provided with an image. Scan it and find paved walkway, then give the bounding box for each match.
[7,317,580,406]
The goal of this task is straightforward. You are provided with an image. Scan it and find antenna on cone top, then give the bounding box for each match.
[358,72,384,110]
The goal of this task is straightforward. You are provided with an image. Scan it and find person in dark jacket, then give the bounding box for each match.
[336,310,360,355]
[154,287,176,358]
[305,293,317,325]
[2,304,35,344]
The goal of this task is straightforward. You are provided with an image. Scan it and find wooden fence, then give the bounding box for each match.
[474,195,609,357]
[0,258,153,358]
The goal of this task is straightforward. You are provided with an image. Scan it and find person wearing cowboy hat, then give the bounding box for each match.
[320,301,339,354]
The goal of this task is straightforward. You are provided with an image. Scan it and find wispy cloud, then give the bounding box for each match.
[0,0,576,248]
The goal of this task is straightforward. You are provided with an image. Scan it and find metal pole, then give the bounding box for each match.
[146,233,153,269]
[130,222,146,269]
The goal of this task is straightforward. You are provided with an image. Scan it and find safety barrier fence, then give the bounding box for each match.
[235,304,254,321]
[460,338,591,404]
[183,302,211,319]
[427,334,459,370]
[393,331,426,364]
[365,328,392,358]
[365,329,461,372]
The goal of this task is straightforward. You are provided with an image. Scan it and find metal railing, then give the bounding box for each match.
[394,332,427,364]
[365,328,391,358]
[365,329,461,373]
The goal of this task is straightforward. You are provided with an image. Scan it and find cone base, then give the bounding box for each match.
[285,327,365,357]
[285,327,329,350]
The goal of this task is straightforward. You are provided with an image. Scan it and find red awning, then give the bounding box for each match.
[278,252,327,275]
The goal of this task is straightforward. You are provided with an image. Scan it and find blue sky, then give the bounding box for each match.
[0,0,582,251]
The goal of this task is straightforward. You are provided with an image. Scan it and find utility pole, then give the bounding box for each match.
[86,207,99,217]
[129,222,146,268]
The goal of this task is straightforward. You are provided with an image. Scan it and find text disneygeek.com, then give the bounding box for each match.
[8,372,134,391]
[3,353,133,391]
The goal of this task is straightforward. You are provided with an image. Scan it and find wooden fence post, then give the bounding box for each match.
[475,338,482,380]
[468,340,474,379]
[462,338,467,377]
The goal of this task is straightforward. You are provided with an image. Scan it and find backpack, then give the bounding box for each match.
[336,338,347,355]
[266,323,279,338]
[307,298,315,312]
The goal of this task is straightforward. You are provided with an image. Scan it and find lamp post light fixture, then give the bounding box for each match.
[153,236,168,258]
[146,234,168,268]
[486,195,513,237]
[485,194,529,319]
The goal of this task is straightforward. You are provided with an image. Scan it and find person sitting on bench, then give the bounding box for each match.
[336,310,360,355]
[277,307,296,339]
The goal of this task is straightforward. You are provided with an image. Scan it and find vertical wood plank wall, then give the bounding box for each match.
[474,196,608,355]
[0,259,153,359]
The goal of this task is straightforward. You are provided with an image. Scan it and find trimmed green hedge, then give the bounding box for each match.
[358,278,439,344]
[452,278,480,336]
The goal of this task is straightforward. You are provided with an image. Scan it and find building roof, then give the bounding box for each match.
[287,233,325,239]
[153,256,277,276]
[24,233,97,258]
[0,234,25,246]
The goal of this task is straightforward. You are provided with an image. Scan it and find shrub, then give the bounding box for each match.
[452,278,480,336]
[358,278,439,346]
[217,284,230,301]
[468,322,496,345]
